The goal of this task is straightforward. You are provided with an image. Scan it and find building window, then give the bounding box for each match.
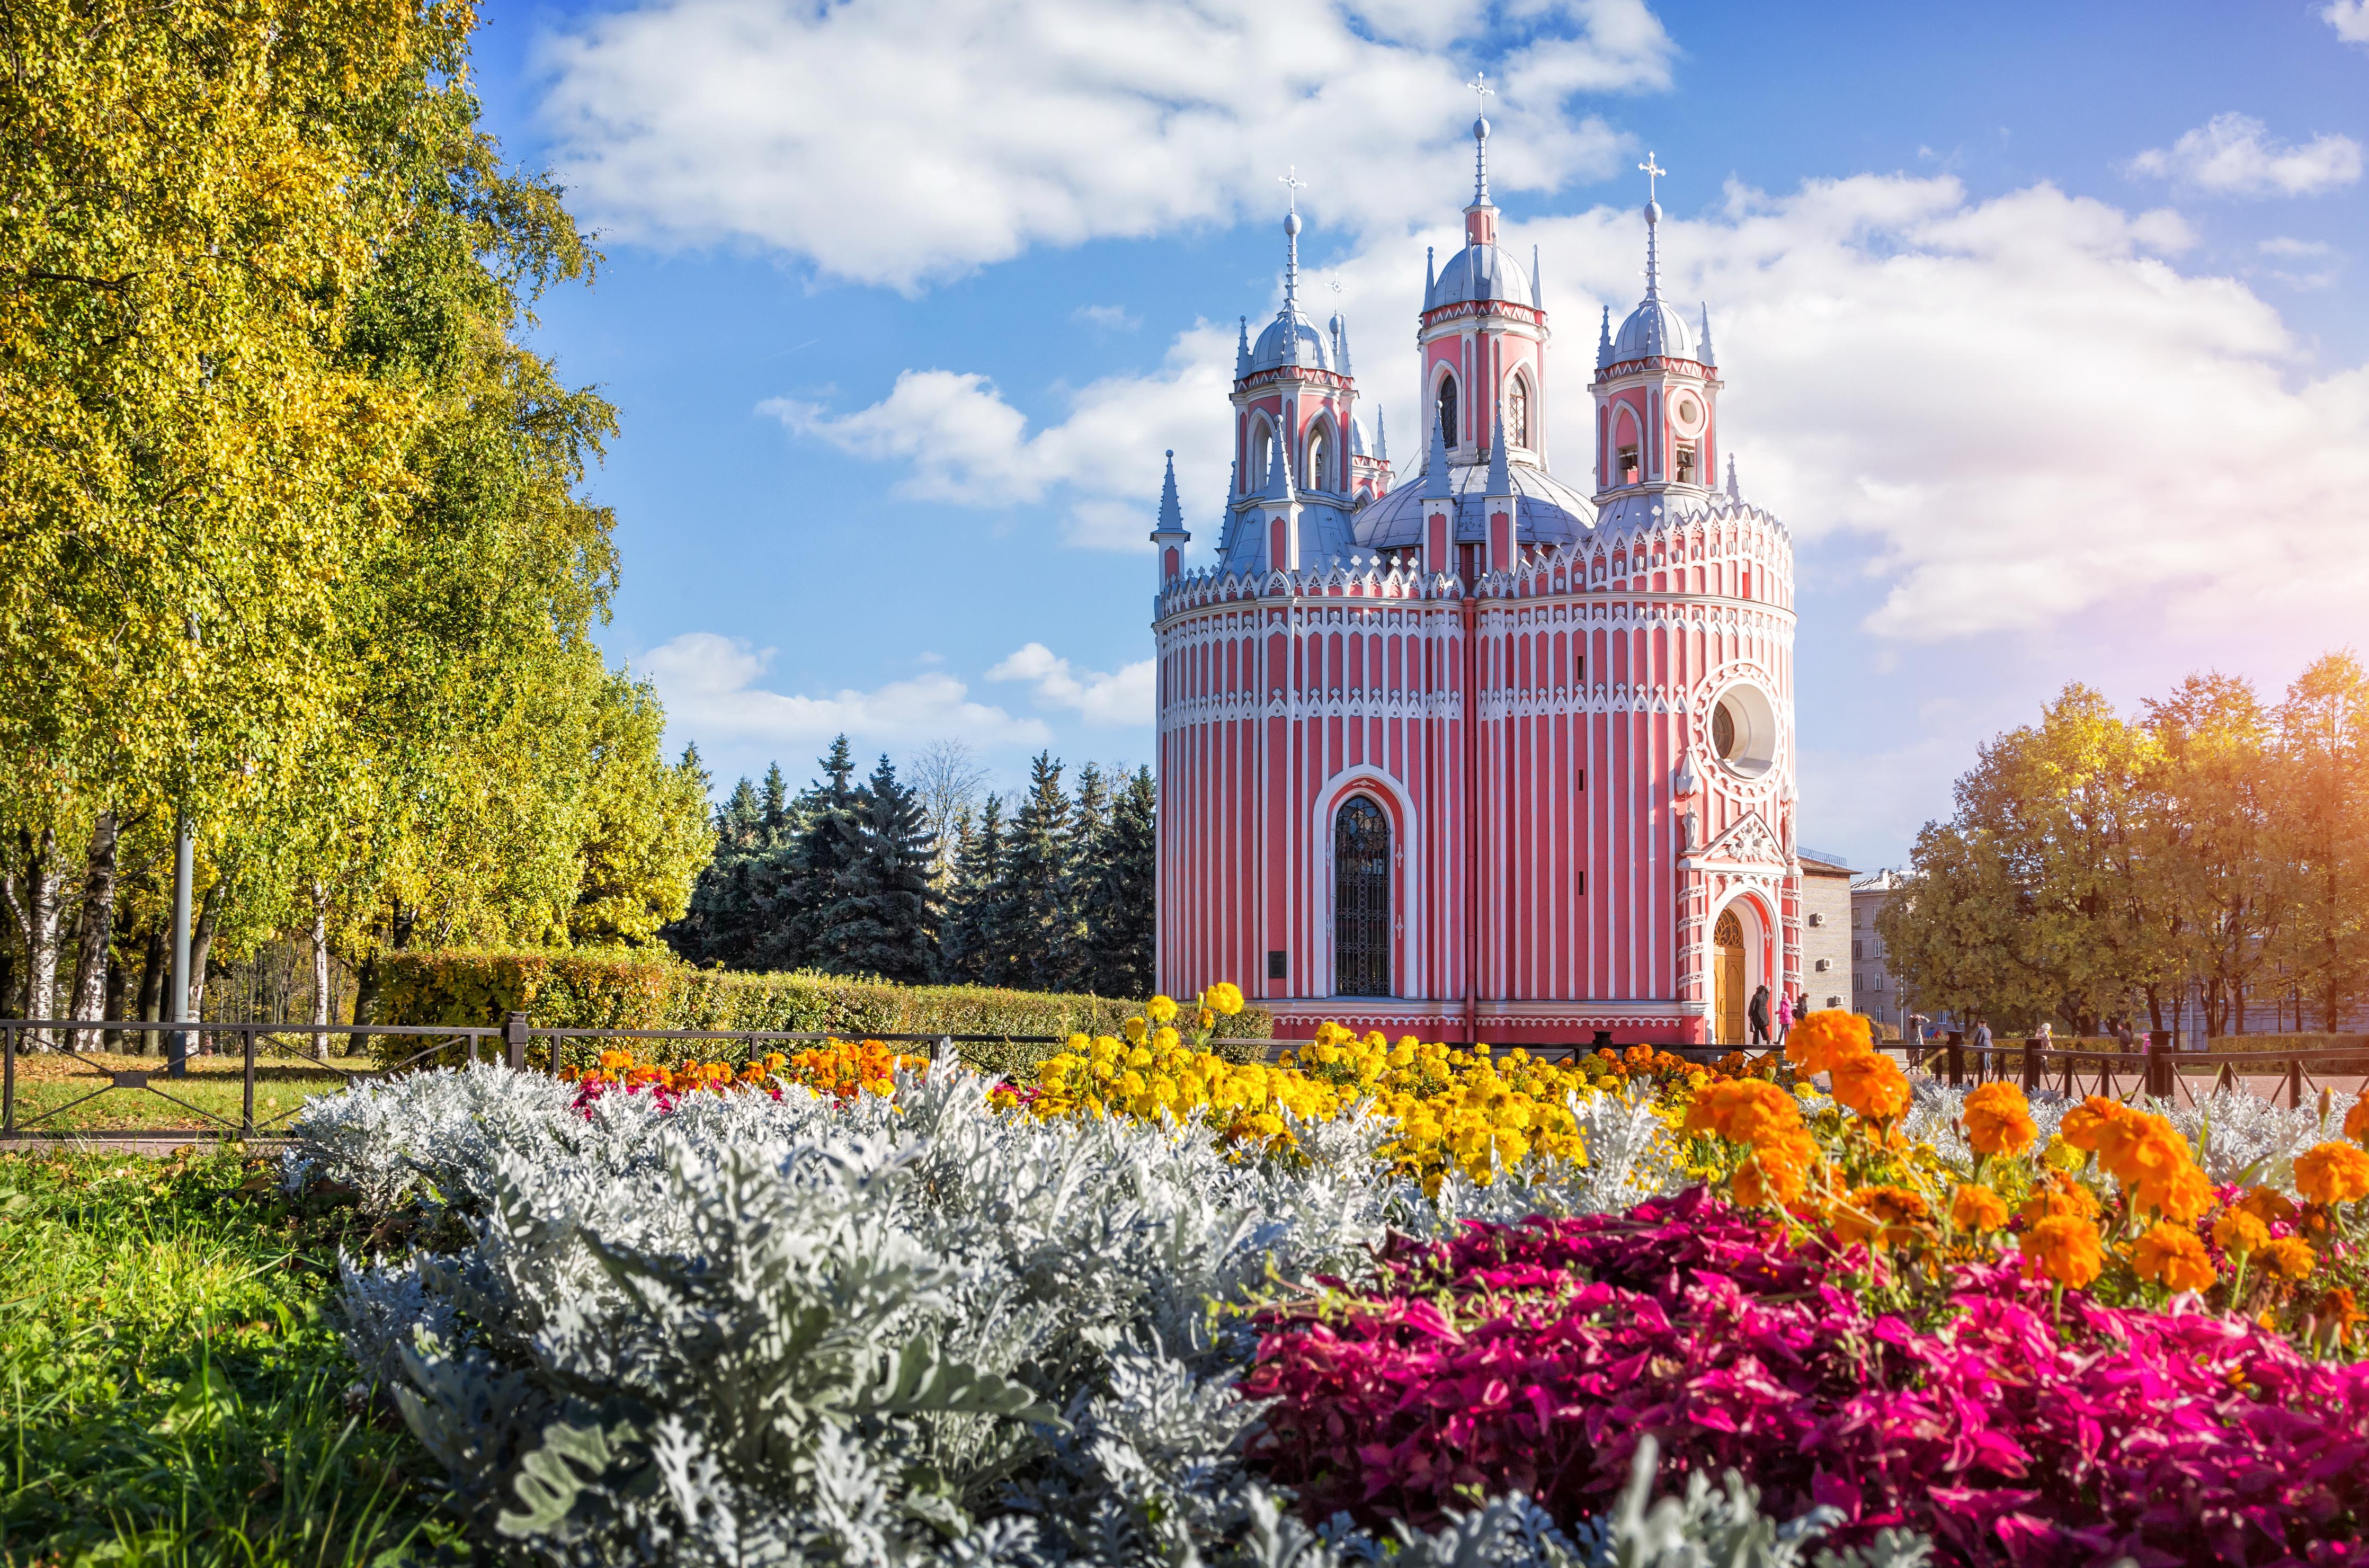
[1334,796,1391,996]
[1436,374,1458,449]
[1508,376,1530,449]
[1617,443,1640,484]
[1307,428,1330,492]
[1251,422,1273,489]
[1853,940,1863,960]
[1675,442,1697,484]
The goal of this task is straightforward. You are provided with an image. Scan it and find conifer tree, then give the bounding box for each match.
[938,799,1003,984]
[1086,765,1158,998]
[832,755,937,981]
[1062,763,1111,987]
[993,754,1073,990]
[773,735,863,970]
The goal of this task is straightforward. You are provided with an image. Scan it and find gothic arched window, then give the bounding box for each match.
[1250,420,1273,490]
[1307,427,1330,492]
[1435,373,1458,449]
[1508,376,1530,450]
[1334,796,1391,996]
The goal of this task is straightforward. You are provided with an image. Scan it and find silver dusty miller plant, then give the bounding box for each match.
[301,1060,1930,1567]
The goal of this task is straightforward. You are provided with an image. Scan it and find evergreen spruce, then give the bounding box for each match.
[776,735,865,970]
[938,799,1003,984]
[833,754,938,982]
[1062,763,1111,988]
[993,754,1073,990]
[1086,765,1157,998]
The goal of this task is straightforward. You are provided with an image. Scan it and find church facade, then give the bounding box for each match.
[1149,120,1799,1047]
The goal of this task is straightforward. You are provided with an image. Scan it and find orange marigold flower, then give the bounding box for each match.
[1785,1010,1872,1078]
[2134,1160,2216,1224]
[1828,1049,1911,1120]
[1962,1082,2039,1157]
[1829,1184,1930,1250]
[2294,1142,2369,1207]
[2212,1208,2272,1257]
[2099,1114,2186,1187]
[2025,1215,2105,1289]
[2057,1095,2125,1154]
[2132,1222,2216,1294]
[1732,1133,1818,1207]
[2020,1171,2101,1226]
[2262,1236,2318,1280]
[1950,1183,2010,1233]
[2345,1090,2369,1146]
[1684,1077,1800,1142]
[2238,1186,2299,1227]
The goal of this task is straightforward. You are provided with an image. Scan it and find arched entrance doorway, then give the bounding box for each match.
[1713,907,1747,1045]
[1334,797,1390,996]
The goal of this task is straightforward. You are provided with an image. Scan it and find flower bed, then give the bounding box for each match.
[286,990,2369,1567]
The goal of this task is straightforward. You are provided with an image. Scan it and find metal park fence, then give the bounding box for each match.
[0,1015,1067,1142]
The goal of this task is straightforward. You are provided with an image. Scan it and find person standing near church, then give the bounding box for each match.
[1749,984,1772,1047]
[1774,989,1794,1044]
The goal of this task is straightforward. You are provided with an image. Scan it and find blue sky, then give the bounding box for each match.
[465,0,2369,869]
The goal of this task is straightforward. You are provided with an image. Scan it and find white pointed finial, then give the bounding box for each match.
[1466,72,1495,204]
[1639,152,1666,205]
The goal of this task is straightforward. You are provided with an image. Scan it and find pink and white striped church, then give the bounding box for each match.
[1150,113,1800,1048]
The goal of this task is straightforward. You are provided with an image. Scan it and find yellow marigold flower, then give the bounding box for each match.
[2262,1235,2318,1280]
[1123,1017,1147,1044]
[1949,1184,2010,1233]
[1152,1026,1181,1053]
[1828,1049,1911,1121]
[1205,982,1245,1017]
[1147,995,1179,1025]
[1785,1010,1871,1077]
[2295,1142,2369,1206]
[2024,1215,2104,1289]
[2132,1222,2215,1294]
[1962,1082,2039,1157]
[2212,1208,2270,1257]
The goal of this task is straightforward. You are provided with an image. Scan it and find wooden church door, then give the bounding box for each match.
[1714,908,1747,1045]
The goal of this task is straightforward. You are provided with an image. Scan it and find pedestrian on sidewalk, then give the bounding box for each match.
[1775,989,1795,1044]
[1749,983,1772,1047]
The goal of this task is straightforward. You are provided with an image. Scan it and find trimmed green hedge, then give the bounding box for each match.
[369,949,1271,1075]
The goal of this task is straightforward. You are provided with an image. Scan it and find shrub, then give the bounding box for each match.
[366,948,1270,1073]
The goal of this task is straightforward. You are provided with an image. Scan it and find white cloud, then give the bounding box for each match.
[2127,112,2363,196]
[639,632,1049,751]
[988,643,1157,725]
[762,323,1239,548]
[2327,0,2369,44]
[1074,304,1141,331]
[534,0,1661,288]
[2260,236,2334,257]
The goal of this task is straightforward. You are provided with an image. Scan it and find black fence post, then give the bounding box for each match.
[2287,1057,2304,1111]
[2022,1038,2041,1091]
[1945,1031,1964,1086]
[241,1026,256,1137]
[504,1011,529,1072]
[3,1022,13,1134]
[2145,1032,2172,1100]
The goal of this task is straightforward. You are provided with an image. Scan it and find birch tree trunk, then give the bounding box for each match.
[309,880,332,1061]
[2,826,65,1049]
[68,810,121,1051]
[187,880,225,1050]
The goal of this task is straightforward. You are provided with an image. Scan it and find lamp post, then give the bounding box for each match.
[167,611,198,1078]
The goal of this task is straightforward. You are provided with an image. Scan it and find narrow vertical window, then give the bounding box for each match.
[1334,797,1391,996]
[1508,377,1529,449]
[1436,375,1458,451]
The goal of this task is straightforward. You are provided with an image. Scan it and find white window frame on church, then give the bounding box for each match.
[1506,370,1532,451]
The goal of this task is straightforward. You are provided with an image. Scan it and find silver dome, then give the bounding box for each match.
[1426,243,1532,313]
[1248,309,1333,373]
[1612,296,1694,361]
[1352,457,1596,551]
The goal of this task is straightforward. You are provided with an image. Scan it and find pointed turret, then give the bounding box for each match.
[1150,448,1191,584]
[1699,303,1716,368]
[1532,245,1543,310]
[1725,453,1741,502]
[1234,316,1250,379]
[1423,411,1452,501]
[1597,306,1614,370]
[1330,310,1354,376]
[1486,395,1513,498]
[1261,431,1296,502]
[1426,245,1436,296]
[1375,406,1388,464]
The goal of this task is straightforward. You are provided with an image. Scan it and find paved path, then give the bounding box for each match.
[0,1133,297,1158]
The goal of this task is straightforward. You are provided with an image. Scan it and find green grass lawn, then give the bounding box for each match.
[3,1050,387,1136]
[0,1147,455,1565]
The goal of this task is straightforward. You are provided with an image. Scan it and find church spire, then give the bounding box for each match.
[1699,302,1717,368]
[1486,392,1513,496]
[1375,405,1388,463]
[1277,167,1307,364]
[1467,72,1495,208]
[1422,407,1452,501]
[1725,453,1741,502]
[1639,152,1667,302]
[1156,449,1183,531]
[1596,305,1613,370]
[1234,316,1250,379]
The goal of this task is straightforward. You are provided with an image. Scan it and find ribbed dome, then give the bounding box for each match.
[1353,458,1596,551]
[1613,296,1693,361]
[1248,309,1333,372]
[1426,243,1531,312]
